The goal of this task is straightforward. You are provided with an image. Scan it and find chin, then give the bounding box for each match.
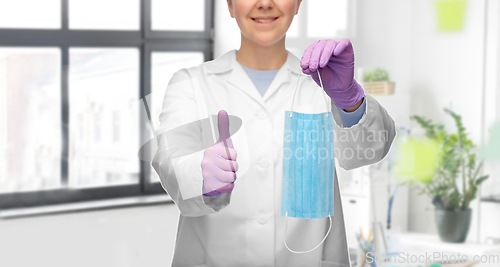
[248,33,286,47]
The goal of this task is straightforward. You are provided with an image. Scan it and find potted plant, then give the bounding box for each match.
[408,109,488,243]
[362,68,395,95]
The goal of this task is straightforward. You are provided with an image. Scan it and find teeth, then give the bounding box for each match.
[255,18,275,23]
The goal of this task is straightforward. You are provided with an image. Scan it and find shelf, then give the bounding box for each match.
[481,195,500,203]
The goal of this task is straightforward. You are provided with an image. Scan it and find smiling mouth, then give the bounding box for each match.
[252,17,279,23]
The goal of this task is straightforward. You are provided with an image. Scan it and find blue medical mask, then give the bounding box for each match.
[281,70,335,253]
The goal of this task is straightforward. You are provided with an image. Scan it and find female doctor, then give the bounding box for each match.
[152,0,396,266]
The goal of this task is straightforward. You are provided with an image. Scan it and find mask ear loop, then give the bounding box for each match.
[284,211,333,254]
[289,71,301,118]
[284,68,334,254]
[316,69,332,117]
[289,69,331,118]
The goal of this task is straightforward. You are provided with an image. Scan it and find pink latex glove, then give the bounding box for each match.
[202,110,238,196]
[300,38,365,110]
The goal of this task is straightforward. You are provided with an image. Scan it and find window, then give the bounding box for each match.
[0,0,61,29]
[69,0,140,30]
[0,0,213,209]
[0,48,61,193]
[69,48,140,188]
[0,51,5,188]
[113,111,121,142]
[151,0,205,32]
[148,51,205,183]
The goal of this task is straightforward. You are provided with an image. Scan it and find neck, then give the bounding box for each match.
[236,35,288,70]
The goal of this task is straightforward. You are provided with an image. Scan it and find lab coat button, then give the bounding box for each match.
[259,160,269,168]
[258,112,267,119]
[258,217,267,224]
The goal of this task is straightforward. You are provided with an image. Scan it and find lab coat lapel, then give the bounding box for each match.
[262,66,290,104]
[227,61,267,108]
[263,51,302,105]
[212,50,303,109]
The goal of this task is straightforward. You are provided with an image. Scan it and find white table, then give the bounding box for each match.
[391,233,500,267]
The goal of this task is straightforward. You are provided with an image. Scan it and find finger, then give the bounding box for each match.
[309,39,328,72]
[333,38,353,56]
[309,70,320,85]
[320,39,337,68]
[203,175,234,193]
[212,166,237,183]
[216,182,235,193]
[301,68,320,84]
[302,68,314,75]
[202,157,237,174]
[217,110,231,143]
[213,155,239,172]
[211,145,238,161]
[300,40,320,70]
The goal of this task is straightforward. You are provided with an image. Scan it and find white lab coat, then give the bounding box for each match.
[152,50,396,267]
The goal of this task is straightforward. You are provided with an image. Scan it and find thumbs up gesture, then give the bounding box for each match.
[202,110,239,196]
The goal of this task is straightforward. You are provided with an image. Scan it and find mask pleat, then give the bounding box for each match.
[294,113,304,217]
[311,117,320,219]
[281,111,293,217]
[302,114,312,218]
[326,113,334,216]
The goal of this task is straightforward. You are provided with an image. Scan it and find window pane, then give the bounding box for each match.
[69,48,140,188]
[69,0,140,30]
[307,0,348,38]
[0,0,61,29]
[0,48,61,193]
[149,52,204,183]
[151,0,205,32]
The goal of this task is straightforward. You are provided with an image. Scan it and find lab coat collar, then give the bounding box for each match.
[207,49,302,108]
[206,49,302,75]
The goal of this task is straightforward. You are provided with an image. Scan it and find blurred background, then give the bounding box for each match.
[0,0,499,266]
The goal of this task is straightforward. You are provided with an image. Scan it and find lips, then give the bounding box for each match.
[252,17,279,23]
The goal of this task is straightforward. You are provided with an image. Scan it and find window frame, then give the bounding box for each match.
[0,0,214,210]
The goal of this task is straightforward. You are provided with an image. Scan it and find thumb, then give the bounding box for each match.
[217,110,233,147]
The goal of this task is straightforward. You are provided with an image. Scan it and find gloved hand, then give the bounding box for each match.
[300,38,365,110]
[202,110,238,196]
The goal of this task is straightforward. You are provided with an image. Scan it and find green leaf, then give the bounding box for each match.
[467,154,476,170]
[475,175,489,186]
[410,108,485,207]
[363,68,390,82]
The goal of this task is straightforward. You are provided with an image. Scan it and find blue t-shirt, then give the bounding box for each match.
[241,64,279,97]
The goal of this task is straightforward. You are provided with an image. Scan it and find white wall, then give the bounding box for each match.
[409,0,487,240]
[482,0,500,199]
[0,204,180,267]
[355,0,412,96]
[408,0,486,139]
[358,0,486,137]
[480,0,500,242]
[357,0,496,240]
